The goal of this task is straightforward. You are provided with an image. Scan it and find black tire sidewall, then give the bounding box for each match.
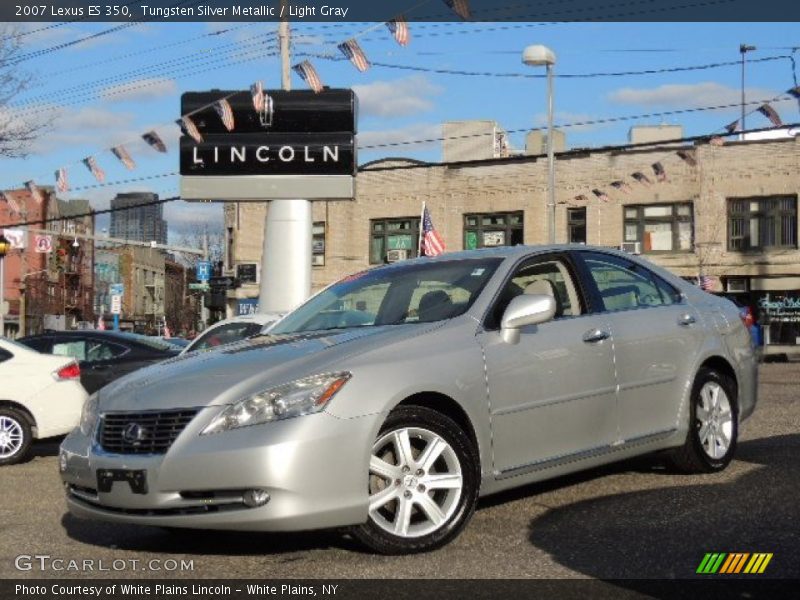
[689,368,738,471]
[0,408,33,466]
[355,405,479,554]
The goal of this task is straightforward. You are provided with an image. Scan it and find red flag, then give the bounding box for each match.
[386,16,410,47]
[338,38,370,72]
[293,60,324,93]
[82,156,106,183]
[421,205,445,256]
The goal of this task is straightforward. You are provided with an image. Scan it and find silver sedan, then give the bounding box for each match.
[60,245,757,553]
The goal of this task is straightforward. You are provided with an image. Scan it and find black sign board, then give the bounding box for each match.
[180,133,355,177]
[209,276,239,290]
[180,89,357,135]
[236,263,258,284]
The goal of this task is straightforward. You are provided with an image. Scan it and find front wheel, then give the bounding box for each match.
[352,406,479,554]
[670,368,738,473]
[0,408,33,466]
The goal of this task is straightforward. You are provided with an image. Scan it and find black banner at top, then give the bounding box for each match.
[4,0,800,22]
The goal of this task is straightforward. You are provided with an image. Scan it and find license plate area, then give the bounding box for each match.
[97,469,148,494]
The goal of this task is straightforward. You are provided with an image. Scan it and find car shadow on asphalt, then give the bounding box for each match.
[523,434,799,581]
[60,512,363,556]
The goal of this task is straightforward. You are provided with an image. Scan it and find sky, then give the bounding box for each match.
[1,19,798,241]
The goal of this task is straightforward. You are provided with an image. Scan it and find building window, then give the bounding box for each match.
[370,217,420,264]
[464,211,523,250]
[567,208,587,244]
[312,222,326,266]
[623,203,693,252]
[728,196,797,251]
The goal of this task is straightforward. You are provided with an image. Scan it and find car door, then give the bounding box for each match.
[575,251,705,442]
[476,253,619,476]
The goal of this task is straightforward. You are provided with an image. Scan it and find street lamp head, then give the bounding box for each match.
[0,234,10,257]
[522,44,556,67]
[739,44,756,54]
[72,237,80,248]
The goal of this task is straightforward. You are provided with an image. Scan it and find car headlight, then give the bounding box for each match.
[201,372,351,435]
[79,393,99,437]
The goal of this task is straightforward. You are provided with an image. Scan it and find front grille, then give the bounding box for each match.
[98,409,198,455]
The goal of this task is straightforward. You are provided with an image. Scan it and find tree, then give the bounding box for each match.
[0,26,43,157]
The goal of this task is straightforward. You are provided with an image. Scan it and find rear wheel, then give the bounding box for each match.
[670,368,738,473]
[0,408,32,466]
[352,406,479,554]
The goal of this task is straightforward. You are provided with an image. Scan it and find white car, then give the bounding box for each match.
[0,337,88,466]
[181,313,282,355]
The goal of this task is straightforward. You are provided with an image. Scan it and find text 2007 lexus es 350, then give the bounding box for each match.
[60,246,757,554]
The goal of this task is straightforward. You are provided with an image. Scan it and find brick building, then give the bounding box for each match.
[223,133,800,356]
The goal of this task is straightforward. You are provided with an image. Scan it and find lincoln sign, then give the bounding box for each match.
[180,89,357,201]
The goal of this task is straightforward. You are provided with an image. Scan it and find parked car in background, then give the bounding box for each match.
[0,337,87,466]
[180,313,282,355]
[18,331,181,394]
[59,246,757,553]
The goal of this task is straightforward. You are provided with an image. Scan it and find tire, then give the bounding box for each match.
[0,408,33,466]
[670,368,738,473]
[352,405,479,554]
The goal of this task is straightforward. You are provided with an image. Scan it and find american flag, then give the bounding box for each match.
[420,205,445,256]
[25,180,44,204]
[178,116,203,144]
[142,130,167,153]
[757,103,782,127]
[163,322,172,338]
[592,189,610,202]
[610,180,632,194]
[676,149,697,167]
[112,145,136,170]
[699,274,714,291]
[82,156,105,183]
[708,136,725,147]
[1,191,20,214]
[251,81,265,113]
[574,194,589,202]
[788,85,800,99]
[215,98,235,131]
[293,60,324,93]
[338,38,370,73]
[443,0,471,19]
[631,171,652,186]
[386,16,410,47]
[97,315,106,331]
[55,168,68,193]
[652,162,667,182]
[724,120,740,134]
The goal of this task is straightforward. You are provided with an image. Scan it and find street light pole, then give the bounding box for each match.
[523,45,557,244]
[0,234,10,337]
[740,44,756,136]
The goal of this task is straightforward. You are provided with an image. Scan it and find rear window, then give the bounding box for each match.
[116,333,182,352]
[190,322,263,351]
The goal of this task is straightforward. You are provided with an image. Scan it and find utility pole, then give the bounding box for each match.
[201,225,208,330]
[279,0,291,92]
[740,44,756,137]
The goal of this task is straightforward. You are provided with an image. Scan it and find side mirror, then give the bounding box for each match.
[500,294,556,344]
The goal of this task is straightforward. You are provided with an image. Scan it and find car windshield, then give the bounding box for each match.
[270,258,503,335]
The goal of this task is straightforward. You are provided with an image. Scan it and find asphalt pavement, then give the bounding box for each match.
[1,362,798,580]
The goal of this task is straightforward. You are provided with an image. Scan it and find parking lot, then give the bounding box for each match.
[1,362,798,580]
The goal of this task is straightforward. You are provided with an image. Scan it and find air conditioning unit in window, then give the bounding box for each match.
[386,249,409,263]
[726,278,748,293]
[620,242,641,254]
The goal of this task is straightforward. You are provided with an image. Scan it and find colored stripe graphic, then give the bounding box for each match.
[698,552,772,574]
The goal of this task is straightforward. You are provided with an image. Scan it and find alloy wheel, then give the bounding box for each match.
[0,416,24,459]
[368,426,463,538]
[696,381,734,460]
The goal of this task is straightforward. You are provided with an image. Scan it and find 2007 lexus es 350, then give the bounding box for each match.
[60,246,757,554]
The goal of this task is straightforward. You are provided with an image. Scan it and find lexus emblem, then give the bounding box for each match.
[122,423,146,444]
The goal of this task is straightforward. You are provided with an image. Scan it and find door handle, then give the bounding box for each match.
[582,329,610,343]
[678,314,697,327]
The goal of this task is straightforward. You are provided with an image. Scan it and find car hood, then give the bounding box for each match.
[97,324,438,412]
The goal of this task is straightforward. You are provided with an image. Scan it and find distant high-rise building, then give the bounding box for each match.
[109,192,168,244]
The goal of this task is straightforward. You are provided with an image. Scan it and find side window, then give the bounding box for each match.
[53,341,87,361]
[582,254,682,312]
[192,323,263,351]
[489,258,582,328]
[86,341,127,363]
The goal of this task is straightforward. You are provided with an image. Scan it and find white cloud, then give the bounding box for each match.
[608,82,780,109]
[353,76,444,118]
[100,78,177,103]
[358,123,442,151]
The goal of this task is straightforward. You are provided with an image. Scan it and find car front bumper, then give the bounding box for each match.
[59,408,377,531]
